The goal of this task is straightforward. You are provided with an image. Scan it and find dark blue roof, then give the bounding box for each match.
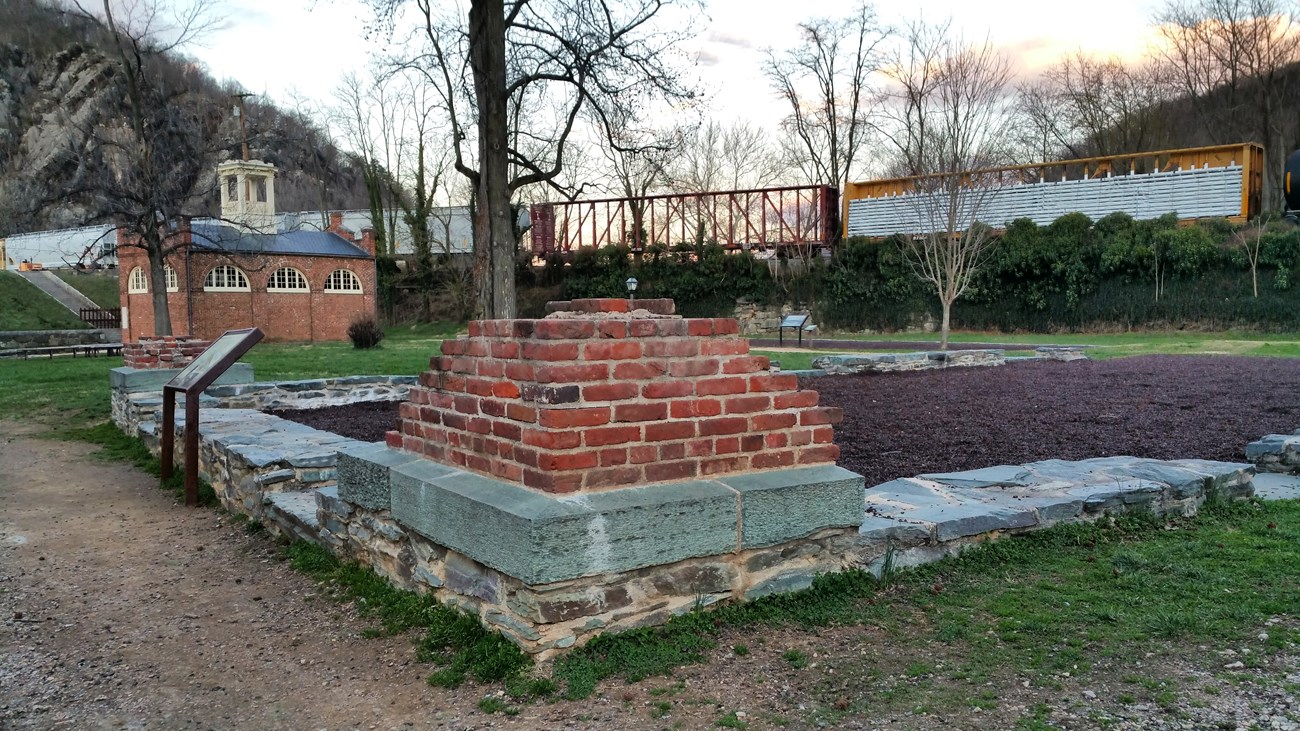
[189,220,371,259]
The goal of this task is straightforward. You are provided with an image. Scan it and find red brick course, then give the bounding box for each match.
[122,335,211,369]
[390,298,841,494]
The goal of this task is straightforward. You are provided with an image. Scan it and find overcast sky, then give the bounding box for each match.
[186,0,1164,134]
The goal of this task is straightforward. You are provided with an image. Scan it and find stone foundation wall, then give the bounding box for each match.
[314,485,854,654]
[0,328,119,349]
[732,299,795,336]
[811,350,1006,374]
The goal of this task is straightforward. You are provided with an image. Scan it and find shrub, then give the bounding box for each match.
[347,316,385,349]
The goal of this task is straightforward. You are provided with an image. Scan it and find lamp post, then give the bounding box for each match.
[626,276,638,304]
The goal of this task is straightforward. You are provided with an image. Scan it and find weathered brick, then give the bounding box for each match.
[570,297,629,313]
[658,442,686,460]
[668,358,720,377]
[453,395,479,414]
[491,340,520,358]
[670,399,722,418]
[538,451,599,471]
[534,320,596,340]
[800,408,836,426]
[798,445,840,464]
[643,381,693,399]
[585,425,642,447]
[492,381,521,399]
[715,436,740,454]
[505,362,536,382]
[613,402,668,422]
[441,339,467,355]
[724,395,771,414]
[646,460,698,481]
[535,363,610,383]
[523,469,583,493]
[687,319,714,336]
[740,434,765,452]
[614,360,669,379]
[512,445,540,467]
[506,403,537,423]
[643,339,698,358]
[751,412,797,430]
[521,428,581,450]
[477,359,505,378]
[696,377,747,396]
[585,341,643,360]
[386,431,402,448]
[774,390,819,409]
[699,416,748,436]
[465,340,489,357]
[598,320,629,338]
[701,338,750,356]
[584,466,643,489]
[753,450,796,469]
[722,355,771,374]
[599,448,629,466]
[523,341,580,361]
[711,318,740,335]
[764,432,789,448]
[812,426,834,443]
[467,417,492,435]
[465,377,494,397]
[749,373,799,392]
[644,421,696,441]
[480,398,506,418]
[520,384,581,404]
[787,429,813,446]
[701,456,749,475]
[685,438,714,457]
[653,320,689,337]
[538,406,610,428]
[492,420,522,441]
[629,320,658,337]
[629,445,658,463]
[583,382,640,401]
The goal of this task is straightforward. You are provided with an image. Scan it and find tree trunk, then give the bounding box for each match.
[146,232,173,336]
[939,298,951,350]
[468,0,517,320]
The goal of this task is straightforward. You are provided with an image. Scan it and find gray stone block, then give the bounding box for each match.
[1251,473,1300,500]
[109,363,254,393]
[745,568,820,599]
[858,515,932,545]
[719,465,864,548]
[337,445,421,511]
[265,490,321,530]
[390,464,738,585]
[919,465,1032,488]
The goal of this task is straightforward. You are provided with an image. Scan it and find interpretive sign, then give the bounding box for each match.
[779,313,812,346]
[161,328,264,505]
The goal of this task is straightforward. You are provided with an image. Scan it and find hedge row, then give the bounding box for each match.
[555,212,1300,332]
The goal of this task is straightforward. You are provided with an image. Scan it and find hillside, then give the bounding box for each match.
[0,0,369,237]
[0,271,89,330]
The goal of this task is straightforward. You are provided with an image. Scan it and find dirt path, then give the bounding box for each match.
[0,422,462,730]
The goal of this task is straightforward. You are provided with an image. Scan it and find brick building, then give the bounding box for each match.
[117,159,377,343]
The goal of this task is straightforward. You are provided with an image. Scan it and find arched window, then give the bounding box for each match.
[204,265,250,292]
[323,269,363,293]
[164,265,179,292]
[128,267,148,294]
[267,267,309,292]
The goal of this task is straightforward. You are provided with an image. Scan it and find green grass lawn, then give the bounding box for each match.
[0,270,90,330]
[55,270,121,308]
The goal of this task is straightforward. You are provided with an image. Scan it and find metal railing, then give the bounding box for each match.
[529,185,839,255]
[80,307,122,329]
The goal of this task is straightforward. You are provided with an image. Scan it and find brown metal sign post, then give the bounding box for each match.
[159,328,264,506]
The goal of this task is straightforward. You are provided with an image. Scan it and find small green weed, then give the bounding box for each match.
[782,650,808,669]
[650,700,672,718]
[732,644,749,656]
[716,711,748,729]
[476,696,518,715]
[284,541,530,688]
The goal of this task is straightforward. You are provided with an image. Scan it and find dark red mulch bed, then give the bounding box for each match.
[266,356,1300,486]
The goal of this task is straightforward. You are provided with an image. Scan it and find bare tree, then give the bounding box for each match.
[764,2,889,192]
[881,23,1015,349]
[367,0,702,318]
[671,120,786,193]
[48,0,227,336]
[1016,52,1172,160]
[1236,213,1270,296]
[1156,0,1300,209]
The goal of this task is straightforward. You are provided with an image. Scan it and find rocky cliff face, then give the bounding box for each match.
[0,0,368,236]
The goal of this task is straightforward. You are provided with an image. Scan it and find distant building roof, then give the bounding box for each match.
[188,219,371,259]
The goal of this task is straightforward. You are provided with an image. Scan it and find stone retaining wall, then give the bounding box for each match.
[0,328,119,349]
[812,349,1006,374]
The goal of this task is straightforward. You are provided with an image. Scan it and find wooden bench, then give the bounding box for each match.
[0,343,123,360]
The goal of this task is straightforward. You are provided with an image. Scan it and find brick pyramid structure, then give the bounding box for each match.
[387,298,843,492]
